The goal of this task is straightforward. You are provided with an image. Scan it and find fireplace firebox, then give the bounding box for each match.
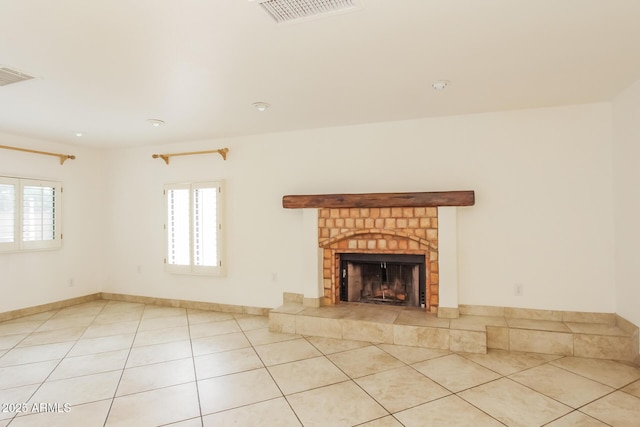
[339,253,426,307]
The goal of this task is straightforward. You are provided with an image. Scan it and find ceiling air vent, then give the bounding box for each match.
[0,67,35,87]
[257,0,357,24]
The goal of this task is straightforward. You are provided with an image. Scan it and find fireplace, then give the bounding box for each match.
[318,206,439,310]
[340,253,426,307]
[282,191,475,313]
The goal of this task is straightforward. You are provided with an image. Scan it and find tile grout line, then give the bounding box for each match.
[443,351,586,425]
[376,344,507,424]
[350,341,418,424]
[186,315,306,422]
[186,308,205,427]
[303,337,399,424]
[101,301,147,427]
[453,376,539,427]
[504,363,620,413]
[5,302,111,426]
[370,344,510,425]
[5,310,59,348]
[539,409,613,427]
[547,357,640,390]
[237,316,306,427]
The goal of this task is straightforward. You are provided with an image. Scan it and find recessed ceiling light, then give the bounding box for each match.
[75,132,83,137]
[432,80,450,91]
[147,119,165,127]
[252,102,270,112]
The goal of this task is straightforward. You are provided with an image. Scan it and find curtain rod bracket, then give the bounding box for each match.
[60,155,76,165]
[152,154,171,165]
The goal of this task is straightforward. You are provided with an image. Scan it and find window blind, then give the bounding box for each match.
[193,186,218,267]
[0,182,16,244]
[0,177,62,252]
[164,181,224,276]
[167,188,190,266]
[22,185,56,242]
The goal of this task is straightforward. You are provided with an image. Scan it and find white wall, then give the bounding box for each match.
[0,133,106,312]
[613,78,640,328]
[102,103,615,312]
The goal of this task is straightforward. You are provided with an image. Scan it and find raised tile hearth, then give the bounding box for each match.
[270,301,640,363]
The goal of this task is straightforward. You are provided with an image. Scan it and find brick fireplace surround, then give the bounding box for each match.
[283,191,475,313]
[319,206,439,310]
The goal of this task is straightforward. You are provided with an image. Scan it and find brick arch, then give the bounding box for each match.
[317,206,440,310]
[320,229,436,251]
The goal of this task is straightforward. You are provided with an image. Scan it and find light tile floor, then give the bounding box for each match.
[1,300,640,427]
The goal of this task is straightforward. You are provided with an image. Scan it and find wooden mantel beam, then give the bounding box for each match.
[282,191,475,209]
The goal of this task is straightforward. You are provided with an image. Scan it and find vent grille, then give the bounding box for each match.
[258,0,356,23]
[0,67,34,87]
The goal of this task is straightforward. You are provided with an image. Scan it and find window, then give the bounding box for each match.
[164,181,224,276]
[0,176,62,253]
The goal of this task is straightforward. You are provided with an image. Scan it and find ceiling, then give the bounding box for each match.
[1,0,640,149]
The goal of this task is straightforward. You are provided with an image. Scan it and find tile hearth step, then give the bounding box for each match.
[489,316,638,362]
[269,303,639,362]
[270,303,487,354]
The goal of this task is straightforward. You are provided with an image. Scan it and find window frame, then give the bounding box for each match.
[0,176,63,253]
[163,181,225,276]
